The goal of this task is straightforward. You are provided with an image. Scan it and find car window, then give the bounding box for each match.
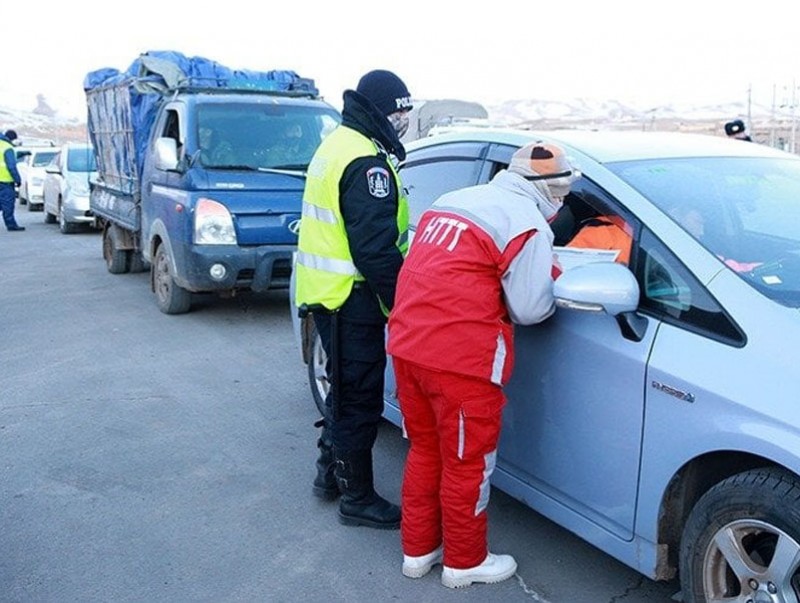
[610,156,800,308]
[32,151,57,167]
[400,142,486,225]
[635,228,744,346]
[552,175,744,345]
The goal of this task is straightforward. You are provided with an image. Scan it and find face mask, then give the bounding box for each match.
[531,180,563,221]
[387,111,410,139]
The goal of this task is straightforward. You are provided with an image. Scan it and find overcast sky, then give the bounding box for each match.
[5,0,799,119]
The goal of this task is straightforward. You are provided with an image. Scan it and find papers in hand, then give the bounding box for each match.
[554,246,620,273]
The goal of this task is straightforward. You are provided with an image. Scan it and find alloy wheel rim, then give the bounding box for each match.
[312,337,329,402]
[703,519,800,602]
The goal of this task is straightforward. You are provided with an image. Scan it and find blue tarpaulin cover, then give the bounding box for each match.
[84,50,318,195]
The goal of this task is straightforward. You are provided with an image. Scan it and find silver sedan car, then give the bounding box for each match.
[294,128,800,602]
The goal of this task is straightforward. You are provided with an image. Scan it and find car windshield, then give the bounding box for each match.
[67,147,97,172]
[610,156,800,308]
[196,103,341,170]
[32,151,57,167]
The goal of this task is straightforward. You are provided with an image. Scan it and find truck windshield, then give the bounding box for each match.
[196,103,340,170]
[67,147,97,172]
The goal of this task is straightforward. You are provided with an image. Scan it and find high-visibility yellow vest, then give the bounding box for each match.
[295,126,409,312]
[0,140,15,183]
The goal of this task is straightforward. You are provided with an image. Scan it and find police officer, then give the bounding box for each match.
[0,129,24,231]
[295,70,411,529]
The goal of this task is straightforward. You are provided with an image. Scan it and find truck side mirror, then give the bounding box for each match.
[154,137,179,171]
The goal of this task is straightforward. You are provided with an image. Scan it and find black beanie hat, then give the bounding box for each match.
[356,70,412,116]
[4,129,17,141]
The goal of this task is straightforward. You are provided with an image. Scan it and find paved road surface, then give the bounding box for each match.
[0,209,682,602]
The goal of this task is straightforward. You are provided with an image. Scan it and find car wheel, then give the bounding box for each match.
[680,467,800,602]
[43,209,56,224]
[307,320,331,420]
[59,205,78,234]
[103,225,130,274]
[153,244,191,314]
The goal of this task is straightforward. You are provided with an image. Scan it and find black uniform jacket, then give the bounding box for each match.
[338,90,406,322]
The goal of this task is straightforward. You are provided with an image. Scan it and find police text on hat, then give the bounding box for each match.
[356,70,412,116]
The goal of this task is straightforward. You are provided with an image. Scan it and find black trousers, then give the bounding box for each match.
[314,286,387,452]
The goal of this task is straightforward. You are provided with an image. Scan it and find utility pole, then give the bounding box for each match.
[747,84,752,133]
[792,80,797,154]
[770,84,776,148]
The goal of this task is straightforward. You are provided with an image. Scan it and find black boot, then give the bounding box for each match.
[312,436,339,500]
[334,449,401,530]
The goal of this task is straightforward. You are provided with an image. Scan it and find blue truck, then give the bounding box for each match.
[84,51,341,314]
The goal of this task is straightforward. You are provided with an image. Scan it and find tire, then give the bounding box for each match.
[153,244,192,314]
[59,205,78,234]
[680,467,800,603]
[102,226,130,274]
[43,210,56,224]
[129,251,148,274]
[307,320,331,420]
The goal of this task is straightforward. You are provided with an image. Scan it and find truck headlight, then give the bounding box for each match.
[194,198,237,245]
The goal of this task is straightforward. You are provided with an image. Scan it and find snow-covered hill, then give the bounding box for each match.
[0,92,784,146]
[485,97,773,129]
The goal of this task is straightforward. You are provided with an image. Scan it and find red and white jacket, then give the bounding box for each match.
[388,170,557,386]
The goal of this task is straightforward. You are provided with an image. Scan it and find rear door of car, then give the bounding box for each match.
[383,140,492,423]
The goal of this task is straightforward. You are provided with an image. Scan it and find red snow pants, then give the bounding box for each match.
[394,357,505,569]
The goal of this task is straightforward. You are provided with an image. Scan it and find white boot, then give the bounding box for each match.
[441,552,517,589]
[402,545,443,578]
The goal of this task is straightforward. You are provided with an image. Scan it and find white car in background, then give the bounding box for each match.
[18,148,58,210]
[42,143,98,234]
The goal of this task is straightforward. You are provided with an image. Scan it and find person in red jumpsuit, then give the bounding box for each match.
[387,142,575,588]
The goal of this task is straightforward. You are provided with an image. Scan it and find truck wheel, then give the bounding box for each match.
[103,226,129,274]
[679,467,800,602]
[129,251,148,274]
[307,321,331,420]
[153,244,191,314]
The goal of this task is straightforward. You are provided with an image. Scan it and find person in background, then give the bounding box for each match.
[294,69,412,530]
[565,214,633,264]
[388,142,573,588]
[668,204,761,272]
[198,126,235,166]
[724,119,752,142]
[0,129,24,231]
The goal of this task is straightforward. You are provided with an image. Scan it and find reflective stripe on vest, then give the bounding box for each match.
[0,140,14,183]
[295,126,409,311]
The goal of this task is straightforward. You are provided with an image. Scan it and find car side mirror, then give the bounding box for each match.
[154,137,179,171]
[554,262,647,341]
[554,262,639,315]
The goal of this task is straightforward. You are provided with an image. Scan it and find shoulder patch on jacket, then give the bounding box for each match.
[366,167,390,199]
